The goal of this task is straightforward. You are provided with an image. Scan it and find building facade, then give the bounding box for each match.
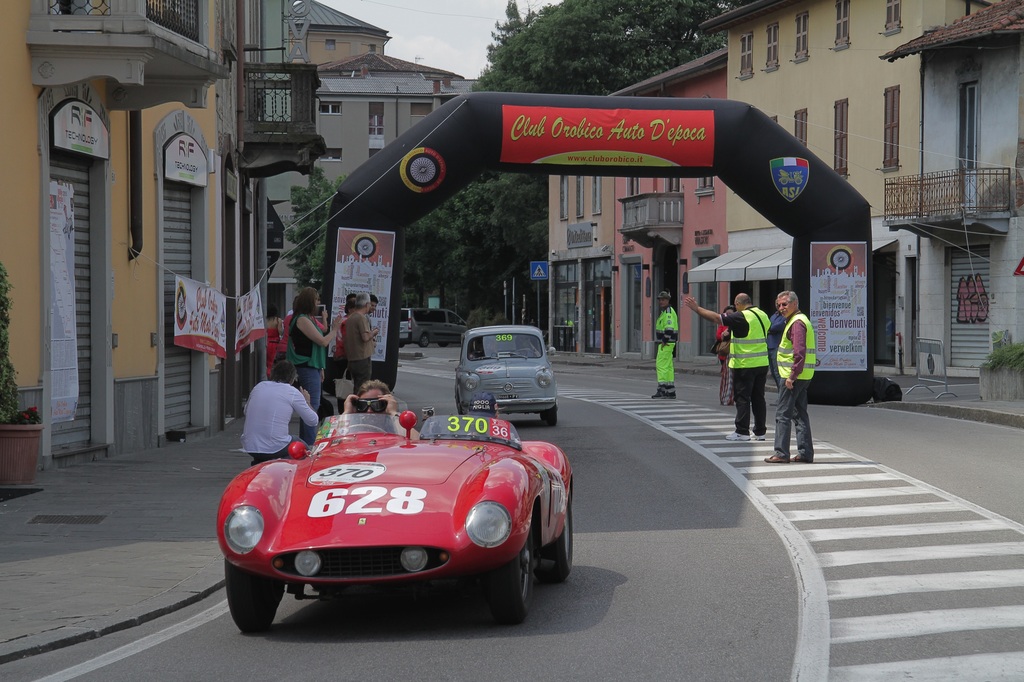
[699,0,993,373]
[883,0,1024,369]
[6,0,321,471]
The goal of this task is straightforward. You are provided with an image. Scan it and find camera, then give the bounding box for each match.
[354,398,388,413]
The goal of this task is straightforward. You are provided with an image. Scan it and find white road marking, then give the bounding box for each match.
[827,569,1024,600]
[831,605,1024,642]
[753,473,900,487]
[557,386,1024,682]
[33,601,229,682]
[766,486,932,504]
[829,652,1024,682]
[804,519,1008,542]
[784,501,966,521]
[819,541,1024,567]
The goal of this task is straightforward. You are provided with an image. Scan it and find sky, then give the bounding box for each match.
[317,0,562,79]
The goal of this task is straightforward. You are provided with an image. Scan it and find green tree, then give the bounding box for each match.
[284,167,343,289]
[405,0,747,319]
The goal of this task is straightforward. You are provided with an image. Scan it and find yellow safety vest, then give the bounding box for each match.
[728,307,770,369]
[777,312,816,380]
[656,307,678,343]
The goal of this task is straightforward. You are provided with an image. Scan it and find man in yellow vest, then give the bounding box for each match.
[652,290,678,399]
[685,292,770,441]
[765,290,815,463]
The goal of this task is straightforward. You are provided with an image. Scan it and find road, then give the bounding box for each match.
[6,347,1024,681]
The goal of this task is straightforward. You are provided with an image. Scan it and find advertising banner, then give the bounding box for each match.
[500,106,714,167]
[48,180,79,422]
[235,287,266,354]
[331,228,395,362]
[173,275,227,358]
[809,242,868,371]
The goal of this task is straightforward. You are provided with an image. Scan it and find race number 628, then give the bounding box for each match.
[307,486,427,517]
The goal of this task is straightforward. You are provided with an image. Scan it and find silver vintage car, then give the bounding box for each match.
[455,325,558,425]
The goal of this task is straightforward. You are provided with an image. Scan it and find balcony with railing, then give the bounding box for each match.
[884,167,1013,238]
[27,0,227,108]
[618,192,684,248]
[240,63,326,177]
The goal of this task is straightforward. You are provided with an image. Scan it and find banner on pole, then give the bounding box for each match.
[235,287,266,353]
[173,275,227,358]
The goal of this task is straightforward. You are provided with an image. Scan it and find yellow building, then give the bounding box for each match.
[3,1,320,471]
[700,0,989,369]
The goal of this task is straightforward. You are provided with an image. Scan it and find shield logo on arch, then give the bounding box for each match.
[770,157,809,202]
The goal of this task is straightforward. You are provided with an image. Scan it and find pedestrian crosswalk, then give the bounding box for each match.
[557,389,1024,682]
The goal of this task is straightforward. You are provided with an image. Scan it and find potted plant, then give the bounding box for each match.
[979,340,1024,401]
[0,261,42,484]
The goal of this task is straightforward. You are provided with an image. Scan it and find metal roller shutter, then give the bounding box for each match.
[163,182,193,430]
[949,245,990,367]
[49,153,93,451]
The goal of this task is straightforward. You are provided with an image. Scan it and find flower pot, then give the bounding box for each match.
[0,424,43,484]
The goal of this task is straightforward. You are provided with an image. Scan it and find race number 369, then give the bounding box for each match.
[307,486,427,517]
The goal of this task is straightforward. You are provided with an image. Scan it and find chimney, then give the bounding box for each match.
[360,65,369,77]
[432,79,441,94]
[442,77,451,88]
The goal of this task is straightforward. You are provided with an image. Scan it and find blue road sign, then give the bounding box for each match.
[530,261,549,281]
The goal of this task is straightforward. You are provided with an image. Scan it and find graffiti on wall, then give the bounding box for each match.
[955,274,989,323]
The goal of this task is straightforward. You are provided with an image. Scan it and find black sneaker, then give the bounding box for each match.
[651,390,665,399]
[663,393,676,399]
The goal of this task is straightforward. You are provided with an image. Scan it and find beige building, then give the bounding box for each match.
[700,0,992,371]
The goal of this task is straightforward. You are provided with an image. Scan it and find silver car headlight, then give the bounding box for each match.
[294,550,322,576]
[536,367,553,387]
[224,505,264,554]
[400,547,429,572]
[466,501,512,548]
[463,372,480,391]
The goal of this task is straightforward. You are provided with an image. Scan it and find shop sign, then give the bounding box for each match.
[164,133,208,187]
[567,221,594,249]
[52,100,109,159]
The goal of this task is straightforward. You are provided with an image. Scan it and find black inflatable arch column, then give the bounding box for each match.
[322,92,872,405]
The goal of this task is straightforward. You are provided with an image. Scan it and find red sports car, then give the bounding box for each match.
[217,411,573,632]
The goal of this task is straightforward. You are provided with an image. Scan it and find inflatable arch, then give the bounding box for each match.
[322,92,873,406]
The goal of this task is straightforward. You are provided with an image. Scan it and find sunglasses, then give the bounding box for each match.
[354,398,388,413]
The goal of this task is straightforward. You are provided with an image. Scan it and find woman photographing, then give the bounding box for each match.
[286,287,342,444]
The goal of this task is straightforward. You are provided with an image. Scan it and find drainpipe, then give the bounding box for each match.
[128,110,142,259]
[236,0,245,158]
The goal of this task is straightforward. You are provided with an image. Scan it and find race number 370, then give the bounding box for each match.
[307,486,426,517]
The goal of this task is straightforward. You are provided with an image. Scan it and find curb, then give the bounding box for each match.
[0,555,225,665]
[870,401,1024,430]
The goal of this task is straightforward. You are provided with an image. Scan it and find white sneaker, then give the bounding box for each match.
[753,434,766,441]
[725,432,750,441]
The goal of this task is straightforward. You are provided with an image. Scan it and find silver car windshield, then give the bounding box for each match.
[466,333,544,361]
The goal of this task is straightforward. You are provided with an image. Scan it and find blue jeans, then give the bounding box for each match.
[295,366,322,445]
[773,379,813,460]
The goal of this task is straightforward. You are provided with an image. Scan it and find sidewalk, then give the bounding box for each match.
[2,357,1023,665]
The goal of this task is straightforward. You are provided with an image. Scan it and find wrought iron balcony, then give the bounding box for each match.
[28,0,226,107]
[618,192,684,248]
[884,167,1013,237]
[240,63,326,178]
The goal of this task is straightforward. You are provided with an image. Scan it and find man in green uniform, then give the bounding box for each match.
[653,290,678,399]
